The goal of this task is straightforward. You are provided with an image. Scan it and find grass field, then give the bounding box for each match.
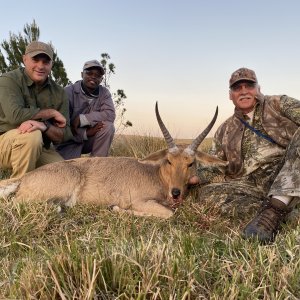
[0,135,299,299]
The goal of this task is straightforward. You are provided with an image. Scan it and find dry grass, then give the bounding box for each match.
[110,134,213,158]
[1,134,300,299]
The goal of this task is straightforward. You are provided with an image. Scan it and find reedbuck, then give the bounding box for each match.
[0,102,227,218]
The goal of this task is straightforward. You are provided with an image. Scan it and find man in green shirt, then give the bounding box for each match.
[0,41,73,178]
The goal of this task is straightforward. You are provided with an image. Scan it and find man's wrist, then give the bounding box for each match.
[43,121,51,133]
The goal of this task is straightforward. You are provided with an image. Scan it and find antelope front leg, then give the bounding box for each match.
[112,200,174,219]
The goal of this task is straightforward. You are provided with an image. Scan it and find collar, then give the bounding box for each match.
[80,81,99,98]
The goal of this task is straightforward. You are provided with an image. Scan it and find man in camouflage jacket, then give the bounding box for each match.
[198,67,300,243]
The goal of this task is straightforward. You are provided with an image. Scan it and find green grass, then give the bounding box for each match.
[1,135,300,299]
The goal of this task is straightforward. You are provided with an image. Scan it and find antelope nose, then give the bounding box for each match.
[171,188,181,199]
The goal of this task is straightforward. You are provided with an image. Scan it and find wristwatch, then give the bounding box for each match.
[43,121,51,133]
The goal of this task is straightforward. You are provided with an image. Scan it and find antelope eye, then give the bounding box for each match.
[167,160,171,165]
[188,162,194,168]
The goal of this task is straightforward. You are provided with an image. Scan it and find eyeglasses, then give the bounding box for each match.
[84,70,103,79]
[230,82,257,92]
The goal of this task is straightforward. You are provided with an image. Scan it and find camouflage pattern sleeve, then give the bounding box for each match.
[209,138,226,160]
[280,95,300,126]
[197,127,227,185]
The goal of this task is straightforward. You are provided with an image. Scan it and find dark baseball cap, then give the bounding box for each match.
[229,67,257,88]
[25,41,53,60]
[83,60,104,75]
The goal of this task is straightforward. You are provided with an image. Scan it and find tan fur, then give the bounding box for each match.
[0,147,227,218]
[0,103,227,218]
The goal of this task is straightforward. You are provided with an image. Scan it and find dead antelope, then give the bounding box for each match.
[0,102,227,218]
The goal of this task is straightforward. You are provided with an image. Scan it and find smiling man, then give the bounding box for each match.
[198,67,300,243]
[55,60,115,159]
[0,41,72,178]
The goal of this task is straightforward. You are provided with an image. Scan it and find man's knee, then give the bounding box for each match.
[21,130,43,148]
[95,122,115,140]
[102,122,115,135]
[89,122,115,157]
[4,129,43,152]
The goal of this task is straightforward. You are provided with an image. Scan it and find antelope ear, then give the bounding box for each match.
[139,149,168,165]
[195,150,228,167]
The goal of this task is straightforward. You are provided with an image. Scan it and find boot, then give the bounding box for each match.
[243,197,290,243]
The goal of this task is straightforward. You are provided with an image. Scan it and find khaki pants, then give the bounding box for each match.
[0,129,63,178]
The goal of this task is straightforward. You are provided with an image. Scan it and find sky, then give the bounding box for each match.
[1,0,300,138]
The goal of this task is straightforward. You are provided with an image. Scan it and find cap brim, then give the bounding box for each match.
[83,65,104,70]
[27,50,52,60]
[230,78,256,87]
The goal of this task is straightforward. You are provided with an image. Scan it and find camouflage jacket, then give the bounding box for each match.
[211,94,300,180]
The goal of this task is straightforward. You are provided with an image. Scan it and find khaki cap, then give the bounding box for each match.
[25,41,53,60]
[83,60,104,75]
[229,67,257,87]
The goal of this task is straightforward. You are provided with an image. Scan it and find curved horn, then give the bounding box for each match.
[155,102,177,149]
[188,106,218,152]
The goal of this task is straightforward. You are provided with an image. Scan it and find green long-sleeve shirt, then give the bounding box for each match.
[0,68,72,147]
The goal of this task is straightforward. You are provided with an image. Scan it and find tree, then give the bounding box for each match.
[100,53,132,132]
[0,20,70,86]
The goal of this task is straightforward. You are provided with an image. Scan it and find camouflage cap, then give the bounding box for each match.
[83,60,104,75]
[25,41,53,60]
[229,67,257,88]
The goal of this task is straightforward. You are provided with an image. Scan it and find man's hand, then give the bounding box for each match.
[52,111,67,128]
[31,109,66,128]
[18,120,47,134]
[86,121,104,137]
